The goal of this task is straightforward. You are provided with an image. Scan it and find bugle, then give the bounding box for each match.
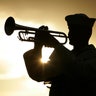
[4,16,68,44]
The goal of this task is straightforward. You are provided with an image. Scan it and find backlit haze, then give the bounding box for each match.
[0,0,96,96]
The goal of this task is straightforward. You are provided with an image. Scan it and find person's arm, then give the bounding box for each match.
[23,43,75,82]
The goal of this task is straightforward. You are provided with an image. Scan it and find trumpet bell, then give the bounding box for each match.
[5,16,15,35]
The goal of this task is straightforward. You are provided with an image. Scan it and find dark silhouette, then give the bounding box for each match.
[23,13,96,96]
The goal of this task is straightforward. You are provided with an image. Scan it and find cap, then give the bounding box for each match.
[65,13,96,28]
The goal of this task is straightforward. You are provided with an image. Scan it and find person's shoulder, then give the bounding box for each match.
[76,44,96,57]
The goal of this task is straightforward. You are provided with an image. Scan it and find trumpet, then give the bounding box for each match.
[4,16,68,44]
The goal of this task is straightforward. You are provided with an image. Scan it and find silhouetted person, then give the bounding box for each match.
[23,13,96,96]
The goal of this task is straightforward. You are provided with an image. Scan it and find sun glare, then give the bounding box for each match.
[41,46,54,63]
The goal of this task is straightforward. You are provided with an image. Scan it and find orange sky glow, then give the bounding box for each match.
[0,0,96,96]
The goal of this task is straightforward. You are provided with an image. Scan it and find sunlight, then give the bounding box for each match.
[41,46,54,63]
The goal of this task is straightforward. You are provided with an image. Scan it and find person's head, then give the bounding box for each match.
[65,13,96,47]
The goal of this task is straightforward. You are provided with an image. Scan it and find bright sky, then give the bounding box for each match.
[0,0,96,96]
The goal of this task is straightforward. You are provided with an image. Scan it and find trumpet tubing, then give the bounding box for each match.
[4,16,68,44]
